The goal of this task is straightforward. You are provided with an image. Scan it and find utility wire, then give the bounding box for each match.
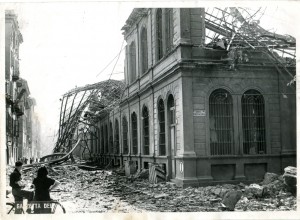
[96,45,126,77]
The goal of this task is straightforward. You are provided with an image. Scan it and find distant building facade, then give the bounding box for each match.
[90,8,296,186]
[5,11,40,164]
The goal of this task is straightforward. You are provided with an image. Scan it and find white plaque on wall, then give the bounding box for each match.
[179,162,183,173]
[193,110,206,116]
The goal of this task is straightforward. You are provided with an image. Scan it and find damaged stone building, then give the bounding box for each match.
[65,8,296,187]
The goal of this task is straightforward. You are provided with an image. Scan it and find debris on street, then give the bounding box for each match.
[6,163,297,213]
[283,166,297,196]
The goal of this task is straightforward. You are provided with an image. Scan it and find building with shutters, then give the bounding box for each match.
[91,8,296,186]
[5,11,41,164]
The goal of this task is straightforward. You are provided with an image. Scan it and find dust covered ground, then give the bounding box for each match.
[6,165,297,213]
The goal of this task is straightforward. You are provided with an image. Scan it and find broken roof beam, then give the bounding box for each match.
[205,21,231,38]
[205,11,238,30]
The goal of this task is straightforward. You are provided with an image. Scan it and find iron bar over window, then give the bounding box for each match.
[109,122,113,154]
[141,27,148,74]
[101,126,104,154]
[142,107,150,155]
[209,89,234,155]
[158,99,166,155]
[105,124,108,153]
[114,119,119,154]
[132,112,138,155]
[156,9,163,61]
[122,117,128,154]
[242,90,266,154]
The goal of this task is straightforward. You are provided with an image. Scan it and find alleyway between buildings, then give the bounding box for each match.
[6,162,297,213]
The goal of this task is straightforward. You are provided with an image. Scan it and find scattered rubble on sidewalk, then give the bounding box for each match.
[6,163,297,213]
[221,190,242,211]
[283,166,297,196]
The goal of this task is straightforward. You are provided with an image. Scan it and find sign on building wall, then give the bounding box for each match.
[193,110,206,117]
[179,162,183,173]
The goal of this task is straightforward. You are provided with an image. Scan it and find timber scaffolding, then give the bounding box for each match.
[51,7,295,162]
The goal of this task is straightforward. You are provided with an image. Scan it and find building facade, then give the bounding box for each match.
[90,8,296,186]
[5,11,23,165]
[5,11,40,164]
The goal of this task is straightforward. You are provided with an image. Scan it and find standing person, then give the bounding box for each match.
[9,161,34,213]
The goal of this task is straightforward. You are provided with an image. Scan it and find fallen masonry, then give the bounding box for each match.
[6,162,297,213]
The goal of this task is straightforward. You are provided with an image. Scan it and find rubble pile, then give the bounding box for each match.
[283,166,297,196]
[6,165,297,213]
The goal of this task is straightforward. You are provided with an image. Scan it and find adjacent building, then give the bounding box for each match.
[5,11,40,164]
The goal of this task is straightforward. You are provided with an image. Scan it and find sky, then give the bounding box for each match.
[2,2,299,156]
[8,3,134,155]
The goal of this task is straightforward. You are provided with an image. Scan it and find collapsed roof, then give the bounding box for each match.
[53,7,296,155]
[204,7,295,78]
[53,79,125,154]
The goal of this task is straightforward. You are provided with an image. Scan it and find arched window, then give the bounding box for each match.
[209,89,234,155]
[156,9,163,61]
[109,122,113,154]
[141,27,148,74]
[131,112,138,155]
[242,90,266,154]
[142,106,149,155]
[105,124,108,153]
[165,9,174,53]
[101,126,104,154]
[115,119,119,154]
[91,131,96,154]
[167,94,175,125]
[122,117,128,154]
[129,42,136,83]
[97,128,100,154]
[158,99,166,155]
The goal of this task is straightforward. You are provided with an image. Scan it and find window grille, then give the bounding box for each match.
[105,124,108,153]
[122,117,128,154]
[142,107,150,155]
[109,122,113,154]
[156,9,163,61]
[97,129,100,154]
[115,119,119,154]
[90,132,94,153]
[165,8,174,53]
[101,126,104,154]
[132,112,138,155]
[158,99,166,155]
[93,131,97,154]
[129,42,136,83]
[242,90,266,154]
[209,89,234,155]
[141,28,148,74]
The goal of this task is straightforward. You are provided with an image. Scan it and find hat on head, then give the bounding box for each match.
[15,161,23,167]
